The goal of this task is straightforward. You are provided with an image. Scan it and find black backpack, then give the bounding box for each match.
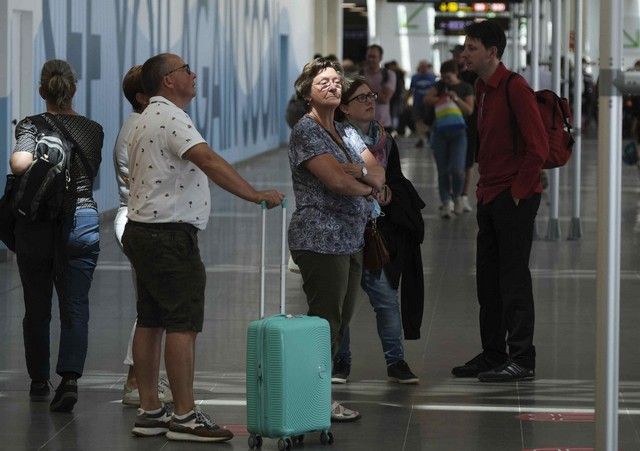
[11,114,76,221]
[285,95,307,129]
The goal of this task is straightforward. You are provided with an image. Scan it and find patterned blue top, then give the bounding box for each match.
[288,115,370,255]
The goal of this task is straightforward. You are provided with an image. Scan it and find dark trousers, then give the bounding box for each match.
[476,189,540,369]
[290,250,362,359]
[15,209,100,381]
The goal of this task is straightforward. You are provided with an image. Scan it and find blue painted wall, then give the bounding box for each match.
[24,0,292,212]
[0,97,7,181]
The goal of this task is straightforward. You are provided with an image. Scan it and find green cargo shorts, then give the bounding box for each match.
[122,221,206,332]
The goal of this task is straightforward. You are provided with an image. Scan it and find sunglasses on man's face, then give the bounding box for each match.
[165,64,192,77]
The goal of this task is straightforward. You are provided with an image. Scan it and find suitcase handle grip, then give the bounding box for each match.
[260,198,288,210]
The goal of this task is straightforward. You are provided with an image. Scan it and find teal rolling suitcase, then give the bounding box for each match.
[246,201,333,450]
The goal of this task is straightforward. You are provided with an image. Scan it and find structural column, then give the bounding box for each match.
[595,0,622,448]
[314,0,343,58]
[545,0,561,240]
[568,0,583,240]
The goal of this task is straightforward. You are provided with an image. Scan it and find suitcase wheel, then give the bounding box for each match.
[277,437,293,450]
[248,434,262,449]
[320,430,334,445]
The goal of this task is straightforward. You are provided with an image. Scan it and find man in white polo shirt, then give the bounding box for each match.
[122,52,284,443]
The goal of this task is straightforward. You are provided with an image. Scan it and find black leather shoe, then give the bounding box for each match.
[451,353,497,377]
[29,380,51,401]
[50,378,78,412]
[477,361,534,382]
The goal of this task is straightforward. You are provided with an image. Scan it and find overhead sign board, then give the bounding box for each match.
[434,16,510,35]
[436,2,509,13]
[387,0,522,3]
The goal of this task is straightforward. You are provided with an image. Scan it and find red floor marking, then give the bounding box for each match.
[516,412,595,423]
[222,424,249,436]
[522,448,594,451]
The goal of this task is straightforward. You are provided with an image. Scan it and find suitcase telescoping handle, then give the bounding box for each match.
[259,198,288,319]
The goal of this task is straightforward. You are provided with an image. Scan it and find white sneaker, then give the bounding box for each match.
[439,201,454,219]
[461,195,473,212]
[158,377,173,403]
[132,405,173,437]
[453,197,464,215]
[331,401,361,422]
[122,377,173,406]
[287,254,300,274]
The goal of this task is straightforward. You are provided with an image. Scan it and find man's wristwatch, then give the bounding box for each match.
[360,165,368,179]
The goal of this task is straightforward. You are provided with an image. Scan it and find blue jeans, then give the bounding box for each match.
[15,208,100,380]
[430,127,467,204]
[335,269,404,366]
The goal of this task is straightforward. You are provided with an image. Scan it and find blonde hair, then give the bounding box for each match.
[40,59,77,110]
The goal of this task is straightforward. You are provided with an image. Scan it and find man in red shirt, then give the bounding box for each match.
[451,20,548,382]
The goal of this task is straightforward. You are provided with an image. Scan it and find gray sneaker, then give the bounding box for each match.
[166,408,233,442]
[131,405,172,437]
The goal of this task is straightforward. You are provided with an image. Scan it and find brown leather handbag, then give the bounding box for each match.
[363,218,390,271]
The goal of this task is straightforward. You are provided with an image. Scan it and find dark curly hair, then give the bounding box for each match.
[294,57,345,111]
[334,75,372,122]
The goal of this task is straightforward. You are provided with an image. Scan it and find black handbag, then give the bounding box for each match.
[0,174,17,251]
[362,218,390,271]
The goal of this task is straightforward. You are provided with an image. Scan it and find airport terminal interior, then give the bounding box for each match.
[3,133,640,450]
[0,0,638,450]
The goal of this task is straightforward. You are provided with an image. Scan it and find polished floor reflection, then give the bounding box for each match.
[2,135,640,450]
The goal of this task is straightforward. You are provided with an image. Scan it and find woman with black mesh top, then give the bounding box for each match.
[10,59,103,412]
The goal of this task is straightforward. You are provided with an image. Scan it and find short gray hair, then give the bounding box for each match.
[141,53,173,96]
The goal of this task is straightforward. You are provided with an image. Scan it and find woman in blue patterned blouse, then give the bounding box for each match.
[288,57,384,422]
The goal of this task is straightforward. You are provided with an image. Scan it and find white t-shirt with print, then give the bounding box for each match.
[113,111,140,207]
[127,96,210,229]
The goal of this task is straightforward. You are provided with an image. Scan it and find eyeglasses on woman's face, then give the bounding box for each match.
[313,78,342,91]
[346,92,378,104]
[165,64,192,77]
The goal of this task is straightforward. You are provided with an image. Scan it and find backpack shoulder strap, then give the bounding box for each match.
[504,72,520,116]
[44,113,91,175]
[504,72,520,153]
[26,114,49,132]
